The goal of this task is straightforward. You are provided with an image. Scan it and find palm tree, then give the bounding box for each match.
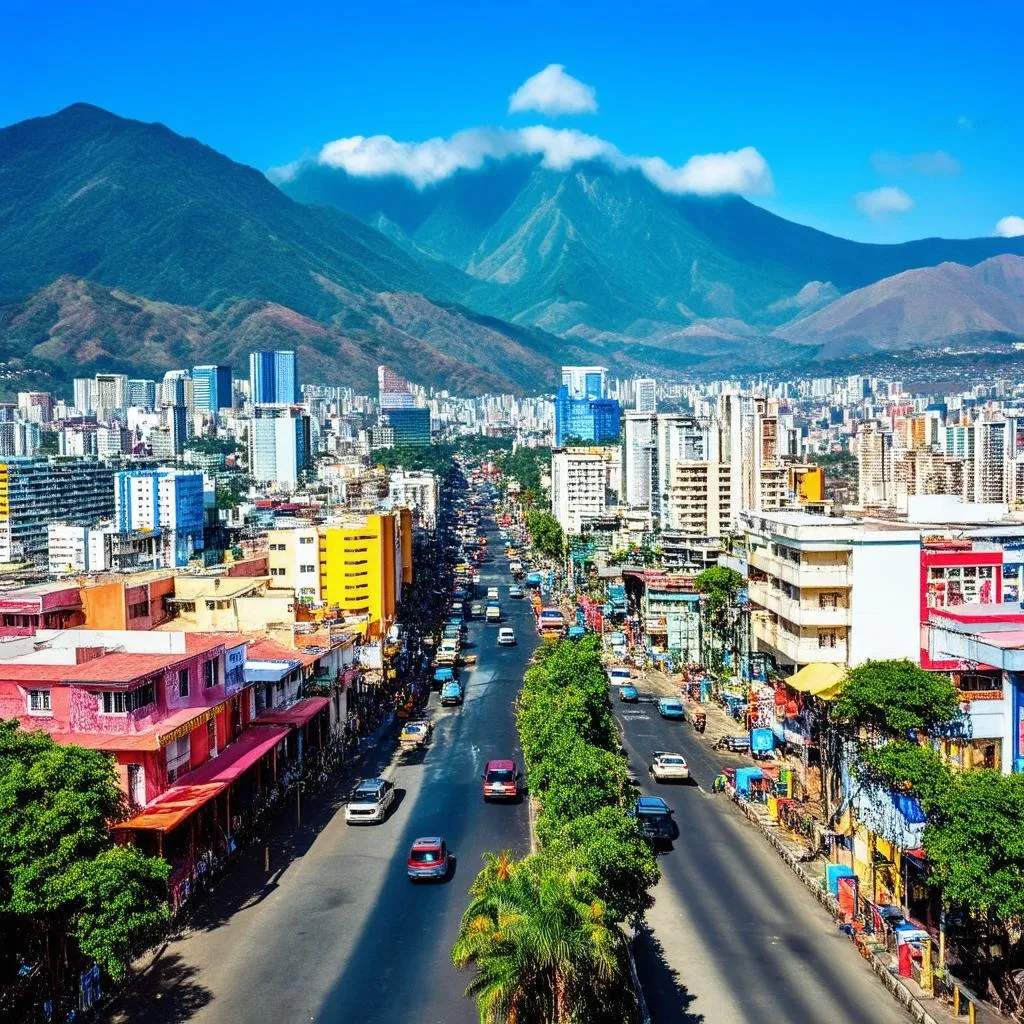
[451,851,632,1023]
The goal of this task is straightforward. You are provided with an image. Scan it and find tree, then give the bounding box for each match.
[694,566,743,671]
[452,851,634,1024]
[0,722,169,1006]
[831,659,959,736]
[526,510,564,560]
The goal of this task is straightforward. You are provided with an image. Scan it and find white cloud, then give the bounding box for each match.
[508,64,597,117]
[995,215,1024,238]
[854,186,914,220]
[313,125,773,196]
[870,150,961,176]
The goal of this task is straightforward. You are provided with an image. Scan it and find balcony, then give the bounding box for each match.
[747,581,851,627]
[753,615,848,666]
[748,548,850,589]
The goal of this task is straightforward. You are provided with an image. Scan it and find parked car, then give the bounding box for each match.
[440,681,464,706]
[345,778,395,824]
[618,685,639,703]
[407,836,450,881]
[487,586,500,601]
[649,751,690,782]
[658,698,685,720]
[432,666,455,689]
[482,759,520,800]
[633,796,675,845]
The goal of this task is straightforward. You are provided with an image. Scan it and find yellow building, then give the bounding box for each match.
[788,464,825,503]
[267,512,406,636]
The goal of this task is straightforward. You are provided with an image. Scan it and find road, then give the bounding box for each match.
[113,528,537,1024]
[615,698,912,1024]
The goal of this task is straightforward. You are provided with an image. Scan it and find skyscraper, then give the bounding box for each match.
[127,379,157,411]
[378,365,415,409]
[250,351,299,405]
[192,365,233,412]
[561,366,607,401]
[247,406,311,486]
[382,408,431,446]
[634,379,657,413]
[115,468,205,567]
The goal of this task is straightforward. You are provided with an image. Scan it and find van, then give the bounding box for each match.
[486,603,501,624]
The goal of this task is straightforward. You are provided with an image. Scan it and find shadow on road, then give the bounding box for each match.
[107,952,213,1024]
[633,927,704,1024]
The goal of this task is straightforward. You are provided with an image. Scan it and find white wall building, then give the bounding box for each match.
[622,412,658,510]
[552,450,610,534]
[634,379,657,413]
[247,406,311,488]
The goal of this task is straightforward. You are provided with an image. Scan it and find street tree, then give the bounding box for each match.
[0,722,169,1007]
[526,510,564,560]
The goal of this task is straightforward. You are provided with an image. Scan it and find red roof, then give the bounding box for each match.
[183,634,231,654]
[60,652,186,683]
[246,638,318,666]
[176,725,291,786]
[254,696,330,728]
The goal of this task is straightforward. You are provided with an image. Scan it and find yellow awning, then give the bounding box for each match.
[785,662,846,700]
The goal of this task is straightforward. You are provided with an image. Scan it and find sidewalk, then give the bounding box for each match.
[636,666,992,1024]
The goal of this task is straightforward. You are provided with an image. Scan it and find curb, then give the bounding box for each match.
[623,925,653,1024]
[731,795,943,1024]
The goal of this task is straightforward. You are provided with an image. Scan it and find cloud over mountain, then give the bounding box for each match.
[508,64,597,116]
[282,125,772,196]
[995,216,1024,238]
[855,185,914,220]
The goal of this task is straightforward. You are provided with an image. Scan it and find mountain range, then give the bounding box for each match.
[2,103,1024,393]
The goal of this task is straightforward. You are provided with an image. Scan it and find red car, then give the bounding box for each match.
[407,837,450,882]
[482,759,520,801]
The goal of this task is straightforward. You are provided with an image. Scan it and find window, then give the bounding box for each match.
[27,689,51,713]
[818,631,838,649]
[300,564,316,573]
[101,683,155,714]
[299,536,313,545]
[204,659,218,689]
[178,668,190,698]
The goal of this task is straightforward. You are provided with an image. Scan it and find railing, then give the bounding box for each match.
[747,581,851,627]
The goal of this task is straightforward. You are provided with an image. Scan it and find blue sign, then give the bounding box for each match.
[750,728,775,753]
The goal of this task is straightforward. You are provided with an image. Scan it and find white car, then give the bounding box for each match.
[497,627,516,646]
[345,777,395,824]
[649,751,690,783]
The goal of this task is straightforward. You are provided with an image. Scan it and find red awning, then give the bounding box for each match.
[112,783,225,834]
[176,725,291,787]
[254,696,330,728]
[905,847,926,860]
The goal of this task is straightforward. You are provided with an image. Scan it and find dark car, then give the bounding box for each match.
[633,796,675,845]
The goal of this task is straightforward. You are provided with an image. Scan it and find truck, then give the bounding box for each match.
[537,606,566,639]
[485,602,501,624]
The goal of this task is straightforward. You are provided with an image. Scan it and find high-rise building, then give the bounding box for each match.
[378,365,415,410]
[634,379,657,413]
[554,386,620,447]
[382,407,430,446]
[17,392,54,424]
[622,412,658,509]
[0,458,116,565]
[94,374,128,420]
[73,378,95,415]
[127,379,157,412]
[166,404,189,456]
[561,366,607,401]
[247,406,311,486]
[656,415,709,506]
[250,351,299,405]
[115,468,205,568]
[855,420,895,506]
[192,365,233,413]
[551,450,610,534]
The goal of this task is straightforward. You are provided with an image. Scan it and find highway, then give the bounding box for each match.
[615,698,912,1024]
[112,527,536,1024]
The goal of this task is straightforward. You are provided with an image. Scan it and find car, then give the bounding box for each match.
[407,836,450,881]
[486,603,501,624]
[508,584,524,599]
[649,751,690,782]
[497,627,516,646]
[658,698,685,720]
[400,721,432,750]
[345,777,395,824]
[482,759,520,800]
[633,796,675,844]
[469,601,485,619]
[487,587,500,601]
[440,681,464,706]
[618,685,639,702]
[432,666,455,689]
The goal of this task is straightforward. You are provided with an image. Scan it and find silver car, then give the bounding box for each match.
[345,778,395,824]
[649,751,690,783]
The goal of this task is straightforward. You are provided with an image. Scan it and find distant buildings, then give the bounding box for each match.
[250,351,299,405]
[192,365,232,413]
[382,407,430,447]
[378,365,415,409]
[127,378,157,412]
[634,378,657,413]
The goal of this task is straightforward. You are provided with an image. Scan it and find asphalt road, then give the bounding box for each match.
[112,529,536,1024]
[615,698,912,1024]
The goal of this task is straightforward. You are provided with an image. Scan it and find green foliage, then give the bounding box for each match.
[451,851,634,1024]
[496,446,550,498]
[215,474,250,511]
[831,659,959,735]
[0,721,170,991]
[858,741,952,813]
[526,510,564,559]
[184,436,236,455]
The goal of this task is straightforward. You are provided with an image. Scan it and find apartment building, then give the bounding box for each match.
[622,412,658,510]
[246,405,311,487]
[115,468,205,568]
[0,458,116,565]
[552,449,612,534]
[743,510,921,672]
[667,461,732,537]
[855,420,895,506]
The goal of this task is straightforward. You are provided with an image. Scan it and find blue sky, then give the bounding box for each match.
[2,0,1021,243]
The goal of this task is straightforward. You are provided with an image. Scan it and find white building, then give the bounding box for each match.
[247,406,311,488]
[743,510,921,672]
[634,379,657,413]
[552,449,611,534]
[267,525,322,602]
[622,412,658,510]
[387,469,439,530]
[115,469,205,568]
[560,366,607,401]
